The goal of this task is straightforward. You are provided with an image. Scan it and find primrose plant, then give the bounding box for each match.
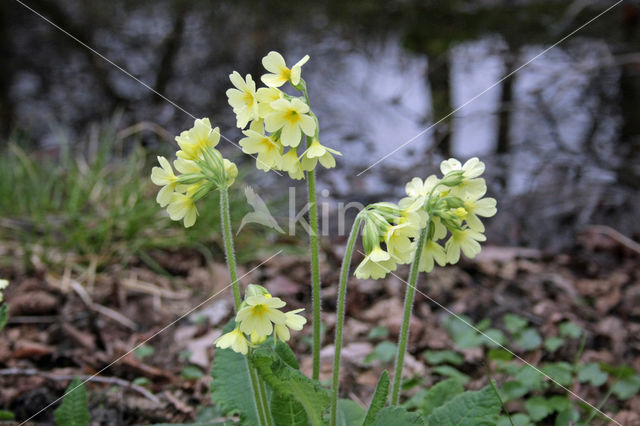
[151,51,498,425]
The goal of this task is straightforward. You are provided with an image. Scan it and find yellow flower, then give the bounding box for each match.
[151,156,178,207]
[226,71,259,128]
[236,294,287,337]
[419,239,447,272]
[354,246,398,280]
[176,118,220,161]
[223,159,238,186]
[239,120,283,171]
[445,228,487,264]
[385,224,416,264]
[300,139,341,171]
[279,149,305,180]
[261,51,310,88]
[265,98,316,148]
[256,87,283,118]
[462,192,497,233]
[440,157,485,179]
[274,309,307,342]
[166,193,198,228]
[214,327,249,355]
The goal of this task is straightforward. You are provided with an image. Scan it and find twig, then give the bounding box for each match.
[70,280,138,331]
[585,225,640,255]
[0,368,160,403]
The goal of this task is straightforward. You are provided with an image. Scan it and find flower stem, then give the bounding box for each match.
[391,225,427,405]
[330,214,364,426]
[220,188,241,309]
[307,168,322,380]
[258,373,274,426]
[219,188,270,425]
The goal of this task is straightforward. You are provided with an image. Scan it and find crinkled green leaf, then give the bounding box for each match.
[503,314,528,334]
[336,399,364,426]
[250,347,329,426]
[611,374,640,400]
[432,365,470,385]
[416,378,463,418]
[270,391,307,426]
[423,350,464,366]
[371,406,423,426]
[53,378,90,426]
[524,396,552,422]
[362,370,389,426]
[577,363,608,387]
[210,341,258,425]
[275,340,299,370]
[426,386,501,426]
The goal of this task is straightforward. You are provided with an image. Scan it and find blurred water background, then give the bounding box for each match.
[2,0,639,251]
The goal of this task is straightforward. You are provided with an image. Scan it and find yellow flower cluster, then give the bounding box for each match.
[151,118,238,228]
[214,284,307,355]
[0,279,8,303]
[227,51,341,179]
[354,157,497,279]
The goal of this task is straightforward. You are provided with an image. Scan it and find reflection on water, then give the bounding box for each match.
[2,0,639,249]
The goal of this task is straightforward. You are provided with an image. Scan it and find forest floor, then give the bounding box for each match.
[0,226,639,425]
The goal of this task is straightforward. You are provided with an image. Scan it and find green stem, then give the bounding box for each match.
[391,226,427,405]
[258,374,274,426]
[219,188,269,426]
[307,168,322,380]
[330,214,364,426]
[220,188,241,309]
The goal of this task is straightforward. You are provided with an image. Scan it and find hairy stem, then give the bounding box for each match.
[307,168,322,380]
[391,226,427,405]
[330,214,364,426]
[220,188,269,425]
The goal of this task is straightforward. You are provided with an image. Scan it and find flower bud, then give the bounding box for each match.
[439,170,465,187]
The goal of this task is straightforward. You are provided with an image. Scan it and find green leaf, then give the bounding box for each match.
[426,386,501,426]
[182,365,204,380]
[577,363,608,387]
[544,336,565,353]
[488,349,513,362]
[270,391,308,426]
[432,366,470,385]
[362,370,389,426]
[211,344,258,425]
[514,366,546,391]
[0,303,8,331]
[611,374,640,400]
[53,378,90,426]
[371,406,423,426]
[336,399,365,426]
[423,350,464,366]
[499,381,528,403]
[554,408,579,425]
[503,314,528,334]
[275,340,300,370]
[443,315,483,349]
[250,347,329,426]
[135,344,155,360]
[497,413,533,426]
[416,378,464,418]
[547,395,571,412]
[542,362,574,386]
[373,342,397,363]
[368,326,389,340]
[479,329,506,348]
[558,322,581,339]
[515,328,542,351]
[0,410,14,421]
[524,396,553,422]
